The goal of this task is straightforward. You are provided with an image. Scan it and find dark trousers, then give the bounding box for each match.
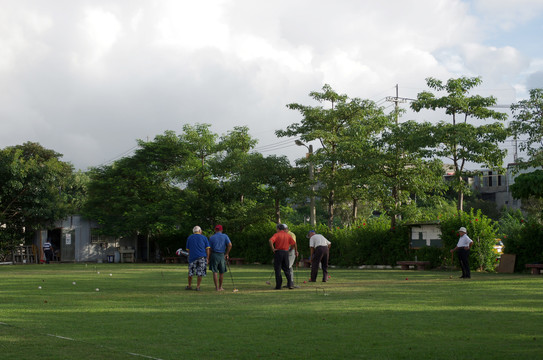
[44,250,53,264]
[457,248,471,278]
[273,250,292,289]
[311,246,329,282]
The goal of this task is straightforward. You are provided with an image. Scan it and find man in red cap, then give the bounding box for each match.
[209,225,232,291]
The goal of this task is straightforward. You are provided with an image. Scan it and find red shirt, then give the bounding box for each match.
[270,231,295,251]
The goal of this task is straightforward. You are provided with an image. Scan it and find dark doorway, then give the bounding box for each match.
[48,228,62,261]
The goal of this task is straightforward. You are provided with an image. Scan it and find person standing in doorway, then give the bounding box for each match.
[43,238,54,264]
[185,226,210,291]
[308,230,331,282]
[450,226,473,279]
[269,224,297,289]
[208,225,232,291]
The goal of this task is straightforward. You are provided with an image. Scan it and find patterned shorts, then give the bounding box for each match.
[188,257,207,277]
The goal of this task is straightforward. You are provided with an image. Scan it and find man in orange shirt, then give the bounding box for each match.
[269,224,298,289]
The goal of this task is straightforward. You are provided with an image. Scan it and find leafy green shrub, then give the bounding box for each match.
[502,218,543,272]
[229,222,277,264]
[498,208,524,239]
[229,217,412,267]
[334,217,410,266]
[439,209,498,271]
[414,246,448,268]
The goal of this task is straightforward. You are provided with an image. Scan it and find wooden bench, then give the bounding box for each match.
[397,261,431,271]
[298,259,311,268]
[228,257,244,265]
[164,257,180,264]
[525,263,543,275]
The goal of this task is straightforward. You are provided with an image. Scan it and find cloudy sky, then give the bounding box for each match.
[1,0,542,170]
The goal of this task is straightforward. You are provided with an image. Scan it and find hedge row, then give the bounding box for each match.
[162,210,543,272]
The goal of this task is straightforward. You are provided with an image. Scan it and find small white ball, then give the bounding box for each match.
[38,286,42,289]
[95,288,100,292]
[72,281,76,285]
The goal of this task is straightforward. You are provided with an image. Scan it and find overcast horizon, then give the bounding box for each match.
[1,0,542,170]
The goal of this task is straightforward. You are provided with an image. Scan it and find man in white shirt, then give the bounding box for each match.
[450,226,473,279]
[308,230,331,282]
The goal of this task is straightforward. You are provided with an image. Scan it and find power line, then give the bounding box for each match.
[253,138,296,152]
[254,139,299,153]
[98,145,139,167]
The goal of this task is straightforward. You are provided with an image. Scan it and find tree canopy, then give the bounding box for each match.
[0,142,79,258]
[411,77,509,210]
[510,170,543,200]
[510,88,543,167]
[278,84,389,228]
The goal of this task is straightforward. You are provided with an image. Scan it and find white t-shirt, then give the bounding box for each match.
[456,234,473,248]
[310,234,331,248]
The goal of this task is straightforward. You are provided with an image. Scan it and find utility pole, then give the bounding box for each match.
[385,84,415,227]
[295,140,316,228]
[385,84,415,124]
[308,144,316,228]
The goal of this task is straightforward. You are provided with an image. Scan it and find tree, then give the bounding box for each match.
[83,131,189,238]
[177,124,260,228]
[510,88,543,167]
[411,77,509,211]
[344,119,446,227]
[0,142,76,259]
[83,125,268,239]
[278,84,388,228]
[243,154,300,224]
[510,170,543,199]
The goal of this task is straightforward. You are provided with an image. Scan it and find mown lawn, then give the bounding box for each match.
[1,263,542,359]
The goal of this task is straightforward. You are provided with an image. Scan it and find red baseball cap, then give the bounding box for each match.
[215,225,223,231]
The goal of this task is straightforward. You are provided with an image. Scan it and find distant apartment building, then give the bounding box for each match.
[472,164,541,210]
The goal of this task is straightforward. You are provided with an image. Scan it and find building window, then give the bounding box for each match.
[90,230,116,244]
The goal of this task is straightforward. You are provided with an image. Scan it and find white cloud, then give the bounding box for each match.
[0,0,542,169]
[154,0,229,51]
[83,9,121,59]
[461,43,529,81]
[0,7,51,72]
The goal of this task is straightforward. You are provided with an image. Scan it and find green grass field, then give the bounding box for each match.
[1,263,542,359]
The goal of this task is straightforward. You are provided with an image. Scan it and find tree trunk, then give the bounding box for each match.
[275,198,281,224]
[457,190,464,212]
[390,185,401,229]
[327,190,334,229]
[352,197,358,222]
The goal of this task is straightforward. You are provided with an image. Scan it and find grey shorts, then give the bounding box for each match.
[209,252,227,273]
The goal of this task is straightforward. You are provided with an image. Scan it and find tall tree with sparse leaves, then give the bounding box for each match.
[509,88,543,167]
[278,84,388,229]
[411,77,509,211]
